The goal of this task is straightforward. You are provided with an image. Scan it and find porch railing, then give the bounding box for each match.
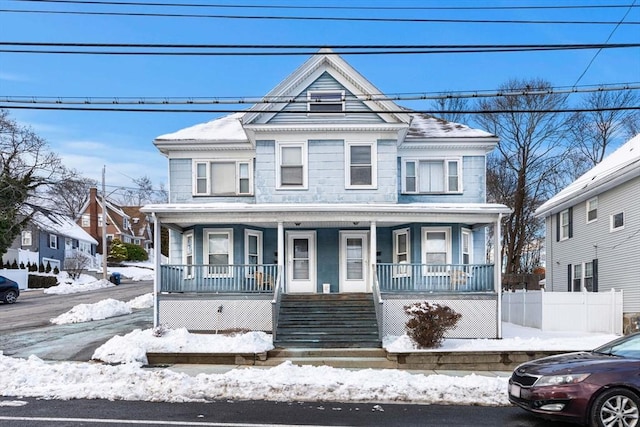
[376,263,494,293]
[160,264,279,293]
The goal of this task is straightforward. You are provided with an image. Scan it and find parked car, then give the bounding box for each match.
[509,332,640,426]
[0,275,20,304]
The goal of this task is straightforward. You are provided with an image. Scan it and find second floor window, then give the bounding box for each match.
[558,207,573,241]
[586,197,598,223]
[49,234,57,249]
[193,160,253,196]
[21,230,32,246]
[277,142,307,189]
[611,212,624,231]
[81,214,90,227]
[346,142,376,188]
[403,159,461,194]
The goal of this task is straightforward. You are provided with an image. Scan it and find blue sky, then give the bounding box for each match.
[1,1,638,195]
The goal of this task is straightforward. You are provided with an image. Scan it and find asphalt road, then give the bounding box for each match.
[0,279,153,361]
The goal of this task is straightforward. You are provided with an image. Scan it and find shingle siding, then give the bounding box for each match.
[545,176,640,312]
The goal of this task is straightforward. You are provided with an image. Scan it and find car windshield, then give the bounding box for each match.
[593,333,640,359]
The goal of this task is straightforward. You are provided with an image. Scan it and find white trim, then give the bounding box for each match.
[192,159,254,196]
[41,257,60,271]
[339,231,369,292]
[183,230,194,279]
[586,197,598,224]
[286,230,316,293]
[49,234,58,249]
[392,228,411,277]
[461,228,473,264]
[307,89,345,115]
[420,226,452,267]
[401,157,463,194]
[244,229,263,271]
[559,208,570,241]
[345,141,377,189]
[21,230,32,246]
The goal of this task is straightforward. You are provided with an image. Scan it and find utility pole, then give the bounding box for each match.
[102,166,108,280]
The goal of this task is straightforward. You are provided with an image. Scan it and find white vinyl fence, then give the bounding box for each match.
[502,289,623,335]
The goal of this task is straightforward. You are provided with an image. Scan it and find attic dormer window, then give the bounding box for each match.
[307,90,344,114]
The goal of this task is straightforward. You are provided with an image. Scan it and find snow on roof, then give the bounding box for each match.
[536,133,640,217]
[30,209,99,245]
[155,112,248,142]
[406,113,496,139]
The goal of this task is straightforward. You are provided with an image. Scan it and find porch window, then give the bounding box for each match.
[204,229,233,277]
[346,238,364,280]
[586,197,598,223]
[245,230,263,274]
[183,231,194,278]
[393,228,410,277]
[193,160,253,196]
[79,241,91,254]
[421,227,451,271]
[277,142,307,189]
[307,90,344,113]
[49,234,58,249]
[461,229,473,264]
[21,230,32,246]
[346,142,376,188]
[403,159,461,194]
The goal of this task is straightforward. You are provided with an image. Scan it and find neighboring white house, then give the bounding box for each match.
[535,134,640,334]
[143,49,511,346]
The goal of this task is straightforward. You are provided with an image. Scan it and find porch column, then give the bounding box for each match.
[369,221,377,292]
[152,213,161,328]
[495,213,503,338]
[277,221,284,292]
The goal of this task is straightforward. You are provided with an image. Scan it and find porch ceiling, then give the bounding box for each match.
[143,203,511,230]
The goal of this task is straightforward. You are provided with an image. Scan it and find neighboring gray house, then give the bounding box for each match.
[535,134,640,332]
[143,49,510,346]
[5,206,98,271]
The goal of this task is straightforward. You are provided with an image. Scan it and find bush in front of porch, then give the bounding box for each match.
[404,302,462,348]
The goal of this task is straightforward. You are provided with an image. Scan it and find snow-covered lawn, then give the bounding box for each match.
[0,261,620,406]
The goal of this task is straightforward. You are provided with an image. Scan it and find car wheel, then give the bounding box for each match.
[3,290,18,304]
[590,388,640,427]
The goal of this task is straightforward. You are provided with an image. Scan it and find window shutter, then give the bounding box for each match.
[568,207,574,238]
[556,213,560,242]
[567,264,572,292]
[592,259,598,292]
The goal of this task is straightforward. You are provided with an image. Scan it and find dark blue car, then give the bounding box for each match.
[0,275,20,304]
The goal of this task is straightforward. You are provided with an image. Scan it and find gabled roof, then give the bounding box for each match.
[28,206,98,245]
[536,133,640,217]
[242,48,410,126]
[406,113,496,139]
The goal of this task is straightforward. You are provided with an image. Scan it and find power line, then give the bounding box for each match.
[2,105,638,114]
[2,44,638,56]
[9,0,640,12]
[3,8,639,25]
[3,83,639,105]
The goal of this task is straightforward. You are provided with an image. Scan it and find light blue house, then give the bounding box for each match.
[144,50,510,346]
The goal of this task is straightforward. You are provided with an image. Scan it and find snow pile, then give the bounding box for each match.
[44,278,113,295]
[0,354,509,405]
[109,265,154,281]
[93,328,274,364]
[50,293,154,325]
[126,292,153,309]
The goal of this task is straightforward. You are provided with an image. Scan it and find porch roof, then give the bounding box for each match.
[142,202,510,229]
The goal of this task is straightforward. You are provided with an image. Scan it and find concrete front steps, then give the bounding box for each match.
[274,293,381,348]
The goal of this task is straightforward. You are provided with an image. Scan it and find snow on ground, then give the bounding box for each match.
[50,293,153,325]
[43,261,154,295]
[0,262,621,406]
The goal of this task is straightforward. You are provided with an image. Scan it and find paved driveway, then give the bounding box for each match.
[0,280,153,361]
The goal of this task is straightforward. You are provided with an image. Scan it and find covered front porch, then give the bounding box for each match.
[145,202,510,340]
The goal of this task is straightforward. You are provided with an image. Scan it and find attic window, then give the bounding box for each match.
[307,90,344,113]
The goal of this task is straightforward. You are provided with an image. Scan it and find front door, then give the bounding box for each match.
[340,231,369,292]
[286,231,316,293]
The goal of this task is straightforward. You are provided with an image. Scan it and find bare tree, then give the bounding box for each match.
[566,89,639,178]
[49,176,98,218]
[121,175,167,205]
[430,92,469,124]
[476,79,569,275]
[0,110,77,255]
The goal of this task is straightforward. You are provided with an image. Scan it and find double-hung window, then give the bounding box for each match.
[183,231,194,278]
[572,264,582,291]
[461,229,473,265]
[586,197,598,223]
[21,230,32,246]
[307,90,344,114]
[49,234,58,249]
[245,230,263,276]
[277,142,307,189]
[346,142,376,188]
[403,159,461,193]
[81,214,90,227]
[204,229,233,277]
[193,160,253,196]
[421,227,451,274]
[560,209,571,240]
